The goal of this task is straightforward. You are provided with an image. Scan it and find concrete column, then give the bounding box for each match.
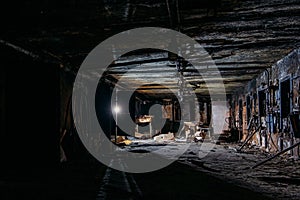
[181,98,191,122]
[195,99,200,123]
[211,101,228,135]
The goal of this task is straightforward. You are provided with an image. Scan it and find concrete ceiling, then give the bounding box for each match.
[2,0,300,99]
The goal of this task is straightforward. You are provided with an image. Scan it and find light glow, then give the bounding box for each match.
[114,106,120,113]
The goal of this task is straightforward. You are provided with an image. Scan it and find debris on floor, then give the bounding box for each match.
[179,143,300,200]
[113,136,132,146]
[153,132,175,142]
[193,130,206,143]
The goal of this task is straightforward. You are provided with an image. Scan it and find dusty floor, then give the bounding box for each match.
[132,161,270,200]
[180,142,300,200]
[126,139,300,200]
[1,140,300,199]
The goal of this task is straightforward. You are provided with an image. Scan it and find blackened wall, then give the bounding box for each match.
[1,45,60,173]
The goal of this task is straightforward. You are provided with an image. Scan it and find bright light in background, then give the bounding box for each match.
[114,106,120,113]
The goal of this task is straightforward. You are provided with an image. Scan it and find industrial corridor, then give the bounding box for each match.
[1,0,300,199]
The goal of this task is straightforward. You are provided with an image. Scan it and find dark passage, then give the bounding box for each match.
[1,0,300,199]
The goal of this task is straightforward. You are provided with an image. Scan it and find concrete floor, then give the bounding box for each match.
[0,162,104,200]
[1,141,299,200]
[132,162,270,200]
[0,162,270,200]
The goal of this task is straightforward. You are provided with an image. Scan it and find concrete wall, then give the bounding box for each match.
[234,48,300,152]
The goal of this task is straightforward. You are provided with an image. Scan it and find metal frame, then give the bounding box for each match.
[279,75,292,131]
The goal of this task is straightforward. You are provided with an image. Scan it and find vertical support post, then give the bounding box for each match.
[149,122,152,138]
[115,88,118,143]
[135,124,139,137]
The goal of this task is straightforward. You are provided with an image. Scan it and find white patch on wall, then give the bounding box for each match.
[211,101,228,134]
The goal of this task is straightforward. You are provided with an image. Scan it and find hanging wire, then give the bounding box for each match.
[175,0,181,31]
[165,0,173,27]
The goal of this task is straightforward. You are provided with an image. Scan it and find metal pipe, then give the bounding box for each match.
[238,123,261,151]
[252,140,300,169]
